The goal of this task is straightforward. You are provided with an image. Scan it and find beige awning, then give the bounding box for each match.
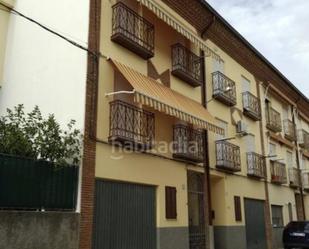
[137,0,222,62]
[110,59,224,135]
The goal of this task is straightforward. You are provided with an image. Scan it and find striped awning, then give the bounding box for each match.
[137,0,222,62]
[110,59,224,135]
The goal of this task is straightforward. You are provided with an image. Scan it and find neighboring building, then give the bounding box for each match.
[0,0,89,249]
[1,1,309,249]
[0,0,89,128]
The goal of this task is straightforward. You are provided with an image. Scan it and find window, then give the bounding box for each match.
[272,205,284,227]
[286,151,293,168]
[302,156,307,170]
[269,143,276,156]
[241,76,251,93]
[213,58,224,73]
[297,116,302,128]
[216,118,228,140]
[234,196,242,221]
[165,186,177,219]
[282,104,289,120]
[245,134,255,153]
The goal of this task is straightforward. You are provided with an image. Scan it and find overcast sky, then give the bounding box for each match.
[207,0,309,97]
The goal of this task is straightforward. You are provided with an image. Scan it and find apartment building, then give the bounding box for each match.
[80,0,309,249]
[1,1,309,249]
[78,1,309,249]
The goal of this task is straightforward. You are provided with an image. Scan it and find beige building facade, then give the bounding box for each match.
[77,1,309,249]
[1,1,308,249]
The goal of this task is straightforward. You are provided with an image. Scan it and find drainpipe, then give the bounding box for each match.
[201,50,211,249]
[201,19,217,249]
[201,16,216,38]
[292,105,306,220]
[257,80,272,249]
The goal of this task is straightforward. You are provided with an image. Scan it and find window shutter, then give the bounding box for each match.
[234,196,242,221]
[165,186,177,219]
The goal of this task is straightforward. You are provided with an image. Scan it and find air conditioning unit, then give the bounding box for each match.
[236,120,248,135]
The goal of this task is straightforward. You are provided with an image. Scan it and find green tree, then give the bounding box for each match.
[0,105,82,166]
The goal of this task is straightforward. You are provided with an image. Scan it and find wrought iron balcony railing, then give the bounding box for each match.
[212,71,237,106]
[109,100,155,149]
[216,141,241,172]
[171,43,203,87]
[283,119,296,141]
[298,129,309,149]
[247,152,266,178]
[289,168,301,188]
[303,171,309,191]
[173,125,204,163]
[266,107,282,133]
[242,92,261,121]
[111,2,154,59]
[270,161,287,184]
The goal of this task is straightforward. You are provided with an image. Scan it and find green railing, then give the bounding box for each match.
[0,153,79,210]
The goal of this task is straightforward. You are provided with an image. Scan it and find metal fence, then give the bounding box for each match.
[171,43,203,86]
[112,2,155,56]
[212,71,237,106]
[109,100,155,149]
[173,124,204,163]
[0,153,79,210]
[216,140,241,172]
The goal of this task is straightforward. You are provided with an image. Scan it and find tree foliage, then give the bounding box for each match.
[0,105,82,166]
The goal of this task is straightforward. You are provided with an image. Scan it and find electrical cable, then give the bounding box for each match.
[0,2,106,59]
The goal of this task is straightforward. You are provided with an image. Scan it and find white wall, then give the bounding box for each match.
[0,0,90,130]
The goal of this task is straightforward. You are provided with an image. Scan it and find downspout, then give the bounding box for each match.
[292,104,306,220]
[201,19,215,249]
[257,80,272,249]
[201,16,216,38]
[201,49,212,249]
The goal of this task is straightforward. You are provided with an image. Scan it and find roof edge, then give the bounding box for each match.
[200,0,309,105]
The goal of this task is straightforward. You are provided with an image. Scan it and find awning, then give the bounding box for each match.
[110,59,224,135]
[137,0,222,62]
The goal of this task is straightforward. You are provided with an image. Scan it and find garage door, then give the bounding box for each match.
[244,199,267,249]
[92,180,156,249]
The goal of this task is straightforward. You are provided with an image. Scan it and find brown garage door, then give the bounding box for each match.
[244,198,267,249]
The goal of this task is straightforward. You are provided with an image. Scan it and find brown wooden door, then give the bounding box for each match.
[187,171,206,249]
[244,199,267,249]
[295,193,305,221]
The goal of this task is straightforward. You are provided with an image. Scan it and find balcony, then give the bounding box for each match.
[242,92,261,121]
[171,43,203,87]
[303,171,309,191]
[111,2,154,59]
[283,119,296,141]
[216,141,241,172]
[298,129,309,149]
[173,125,204,163]
[270,161,287,184]
[109,100,155,149]
[289,168,300,188]
[266,107,282,133]
[247,152,266,178]
[212,72,237,106]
